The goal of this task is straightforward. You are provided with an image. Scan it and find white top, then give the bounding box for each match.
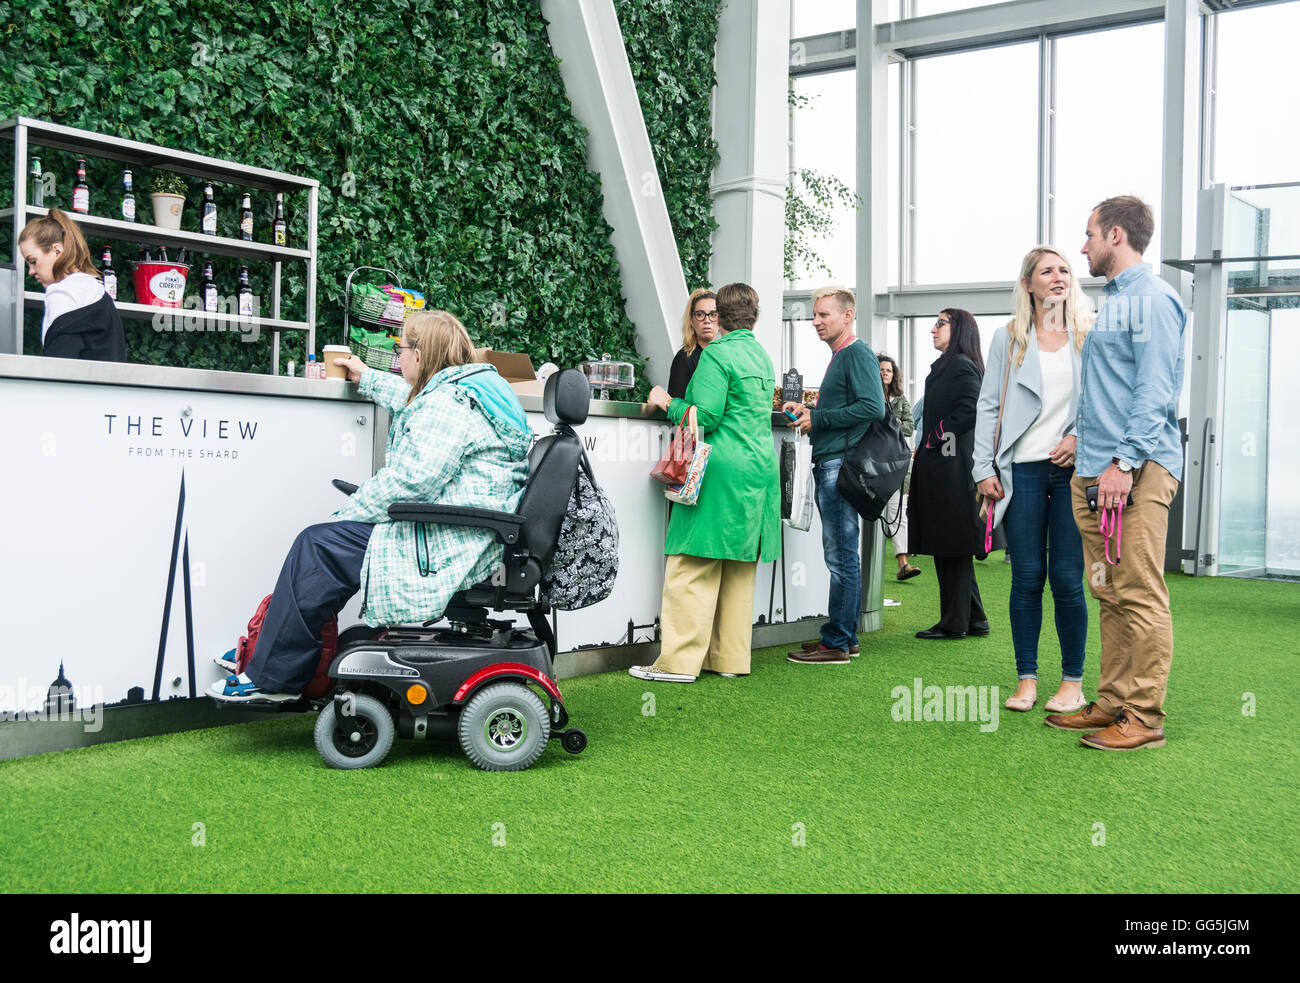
[42,272,105,342]
[1012,343,1073,463]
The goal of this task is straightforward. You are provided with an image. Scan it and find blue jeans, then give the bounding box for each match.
[813,458,861,652]
[1002,461,1087,681]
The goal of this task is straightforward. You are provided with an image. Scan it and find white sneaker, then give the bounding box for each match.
[884,598,902,607]
[628,665,695,683]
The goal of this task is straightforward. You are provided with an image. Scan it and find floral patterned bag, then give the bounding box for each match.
[541,450,619,610]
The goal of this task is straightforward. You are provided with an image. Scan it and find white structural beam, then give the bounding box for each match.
[709,0,791,371]
[541,0,685,385]
[1161,0,1201,293]
[876,0,1163,57]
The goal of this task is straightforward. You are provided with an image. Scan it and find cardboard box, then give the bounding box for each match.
[475,348,545,396]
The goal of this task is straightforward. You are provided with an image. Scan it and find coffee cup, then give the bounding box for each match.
[324,345,352,380]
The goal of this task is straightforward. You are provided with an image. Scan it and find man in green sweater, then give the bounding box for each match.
[782,287,886,664]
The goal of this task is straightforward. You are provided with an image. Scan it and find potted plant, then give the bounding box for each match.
[149,174,189,230]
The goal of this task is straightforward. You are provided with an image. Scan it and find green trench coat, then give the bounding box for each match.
[665,328,782,562]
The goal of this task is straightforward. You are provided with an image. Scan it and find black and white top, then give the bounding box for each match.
[41,272,126,361]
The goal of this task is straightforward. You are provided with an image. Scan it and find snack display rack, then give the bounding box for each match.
[1,116,319,374]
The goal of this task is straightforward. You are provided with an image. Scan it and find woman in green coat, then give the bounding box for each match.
[630,282,782,682]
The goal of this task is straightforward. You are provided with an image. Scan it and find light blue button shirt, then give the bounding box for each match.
[1075,263,1186,480]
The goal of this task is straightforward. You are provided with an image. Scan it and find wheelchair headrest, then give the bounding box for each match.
[544,368,590,425]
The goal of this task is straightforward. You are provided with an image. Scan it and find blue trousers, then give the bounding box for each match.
[1002,461,1087,680]
[247,521,374,694]
[814,458,861,652]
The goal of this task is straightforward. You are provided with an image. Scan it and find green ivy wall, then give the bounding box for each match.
[1,0,720,389]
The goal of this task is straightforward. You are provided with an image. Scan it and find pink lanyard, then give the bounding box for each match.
[985,505,995,555]
[1100,502,1124,565]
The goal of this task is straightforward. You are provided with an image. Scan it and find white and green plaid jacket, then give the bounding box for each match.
[334,364,531,626]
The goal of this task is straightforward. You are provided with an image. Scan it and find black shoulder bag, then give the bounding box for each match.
[834,350,913,522]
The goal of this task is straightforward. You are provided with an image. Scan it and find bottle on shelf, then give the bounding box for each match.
[29,157,43,207]
[72,158,90,214]
[237,266,253,317]
[200,261,219,314]
[239,194,254,241]
[101,248,117,301]
[175,247,187,266]
[121,170,135,222]
[159,246,170,263]
[306,353,320,379]
[272,192,287,246]
[201,182,217,235]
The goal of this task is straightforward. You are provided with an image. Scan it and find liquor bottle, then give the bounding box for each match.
[239,194,253,241]
[143,247,154,263]
[175,247,187,266]
[29,158,43,207]
[72,159,90,214]
[201,182,217,235]
[101,248,117,301]
[200,261,219,313]
[121,170,136,222]
[272,192,287,246]
[159,246,169,263]
[237,266,253,317]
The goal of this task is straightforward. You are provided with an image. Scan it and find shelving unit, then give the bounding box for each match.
[2,116,319,373]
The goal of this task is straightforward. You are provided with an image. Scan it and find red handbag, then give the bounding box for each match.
[650,406,697,485]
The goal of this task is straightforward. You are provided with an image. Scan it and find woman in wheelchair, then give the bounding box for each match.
[210,310,532,703]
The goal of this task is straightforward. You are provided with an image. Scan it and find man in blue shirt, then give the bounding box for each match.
[1045,196,1184,751]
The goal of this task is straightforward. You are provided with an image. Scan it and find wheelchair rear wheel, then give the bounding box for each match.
[457,682,550,772]
[315,693,395,769]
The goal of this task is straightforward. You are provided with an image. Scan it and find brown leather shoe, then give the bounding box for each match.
[1080,712,1166,751]
[1044,701,1115,731]
[788,645,850,665]
[798,639,860,656]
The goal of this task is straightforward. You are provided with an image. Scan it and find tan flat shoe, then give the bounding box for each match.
[1005,693,1036,712]
[1044,693,1088,713]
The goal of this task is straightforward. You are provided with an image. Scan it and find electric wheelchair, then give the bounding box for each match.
[225,368,591,772]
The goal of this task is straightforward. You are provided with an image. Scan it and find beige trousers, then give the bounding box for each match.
[654,554,759,677]
[1071,463,1180,728]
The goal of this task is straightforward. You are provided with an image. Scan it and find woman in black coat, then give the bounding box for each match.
[907,308,988,639]
[666,288,717,398]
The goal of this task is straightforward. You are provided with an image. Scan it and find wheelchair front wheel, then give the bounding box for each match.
[457,682,550,772]
[315,693,395,769]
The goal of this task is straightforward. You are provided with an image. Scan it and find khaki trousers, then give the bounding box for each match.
[1071,463,1180,728]
[654,554,758,677]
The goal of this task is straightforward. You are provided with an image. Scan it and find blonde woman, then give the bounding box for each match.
[667,288,717,398]
[19,209,124,360]
[972,246,1093,713]
[211,311,531,702]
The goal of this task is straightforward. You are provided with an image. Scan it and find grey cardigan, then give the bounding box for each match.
[971,323,1082,528]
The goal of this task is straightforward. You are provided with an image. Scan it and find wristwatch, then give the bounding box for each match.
[1112,457,1133,474]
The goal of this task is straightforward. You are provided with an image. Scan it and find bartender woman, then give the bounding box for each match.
[19,209,125,361]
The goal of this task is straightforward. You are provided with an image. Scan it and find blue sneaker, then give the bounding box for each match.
[208,673,299,704]
[213,648,238,673]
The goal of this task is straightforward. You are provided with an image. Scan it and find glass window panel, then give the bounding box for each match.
[1214,3,1300,187]
[1054,24,1164,267]
[916,0,1007,14]
[913,42,1038,283]
[792,0,901,36]
[790,70,857,289]
[907,312,1009,406]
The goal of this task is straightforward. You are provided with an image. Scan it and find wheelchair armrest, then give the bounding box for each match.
[386,503,525,545]
[333,479,359,497]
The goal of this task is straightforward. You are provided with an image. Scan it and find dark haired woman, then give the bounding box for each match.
[667,288,717,399]
[878,353,920,581]
[907,309,989,639]
[19,209,125,360]
[633,282,781,682]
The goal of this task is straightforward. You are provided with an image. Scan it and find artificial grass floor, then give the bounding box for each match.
[2,554,1296,893]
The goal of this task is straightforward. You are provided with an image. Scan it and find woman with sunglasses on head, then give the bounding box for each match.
[973,246,1093,713]
[19,209,125,361]
[667,288,718,399]
[878,353,921,581]
[907,309,988,640]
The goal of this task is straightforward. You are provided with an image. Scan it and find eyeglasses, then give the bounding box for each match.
[933,318,951,329]
[394,343,415,353]
[691,310,719,321]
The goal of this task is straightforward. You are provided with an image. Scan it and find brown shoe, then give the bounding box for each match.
[788,645,850,665]
[1044,701,1115,731]
[798,639,860,657]
[1080,712,1166,751]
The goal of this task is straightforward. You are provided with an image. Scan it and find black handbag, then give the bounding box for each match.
[833,359,912,522]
